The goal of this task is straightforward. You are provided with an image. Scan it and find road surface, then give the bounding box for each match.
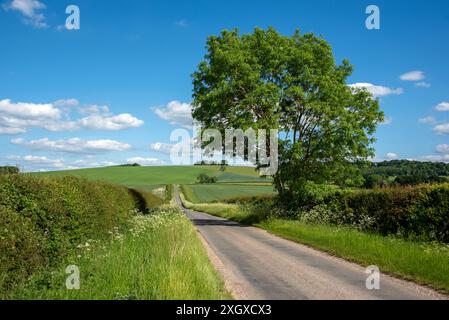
[175,190,447,300]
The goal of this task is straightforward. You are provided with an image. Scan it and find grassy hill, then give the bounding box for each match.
[37,165,271,191]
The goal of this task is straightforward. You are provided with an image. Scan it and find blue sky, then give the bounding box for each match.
[1,0,449,171]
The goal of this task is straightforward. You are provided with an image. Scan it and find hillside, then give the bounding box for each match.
[38,165,270,191]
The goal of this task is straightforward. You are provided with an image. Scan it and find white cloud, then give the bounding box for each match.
[422,154,449,163]
[436,144,449,154]
[0,127,26,134]
[386,152,399,160]
[78,113,144,131]
[0,98,144,134]
[0,99,60,119]
[349,83,403,97]
[435,102,449,112]
[153,101,193,128]
[7,154,65,169]
[4,0,48,28]
[418,116,436,124]
[0,98,61,134]
[78,104,109,115]
[149,142,174,154]
[415,82,431,88]
[54,99,79,107]
[126,157,164,166]
[399,71,425,81]
[12,137,132,154]
[434,123,449,135]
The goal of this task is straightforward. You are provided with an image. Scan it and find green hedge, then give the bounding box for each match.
[0,174,140,295]
[298,184,449,243]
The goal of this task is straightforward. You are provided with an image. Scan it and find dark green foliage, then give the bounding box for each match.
[196,173,217,184]
[192,27,383,200]
[367,160,449,177]
[394,175,447,186]
[0,174,146,296]
[0,166,19,175]
[294,183,449,243]
[120,163,141,167]
[360,160,449,188]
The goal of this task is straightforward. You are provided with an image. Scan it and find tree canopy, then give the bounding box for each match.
[192,27,383,200]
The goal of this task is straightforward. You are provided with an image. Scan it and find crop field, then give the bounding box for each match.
[38,165,268,190]
[182,183,275,203]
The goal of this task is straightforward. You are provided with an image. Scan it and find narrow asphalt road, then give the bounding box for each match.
[175,189,447,300]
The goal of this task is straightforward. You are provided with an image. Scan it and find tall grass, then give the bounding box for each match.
[0,174,157,297]
[13,207,230,300]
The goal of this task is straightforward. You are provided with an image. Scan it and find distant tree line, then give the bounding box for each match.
[361,160,449,188]
[194,160,229,166]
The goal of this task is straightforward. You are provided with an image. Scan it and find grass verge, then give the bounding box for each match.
[12,205,230,300]
[183,198,449,293]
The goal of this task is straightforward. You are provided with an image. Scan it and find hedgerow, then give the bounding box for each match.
[293,183,449,243]
[0,174,153,297]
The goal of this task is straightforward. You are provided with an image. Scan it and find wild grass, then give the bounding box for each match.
[11,206,230,300]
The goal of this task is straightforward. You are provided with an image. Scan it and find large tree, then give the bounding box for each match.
[192,27,383,200]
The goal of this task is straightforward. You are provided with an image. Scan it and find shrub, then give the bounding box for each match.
[0,166,19,175]
[0,206,46,296]
[196,173,217,184]
[297,183,449,242]
[0,174,148,296]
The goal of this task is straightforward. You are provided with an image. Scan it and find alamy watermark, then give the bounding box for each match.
[65,265,80,290]
[365,265,380,290]
[365,5,380,30]
[168,124,279,176]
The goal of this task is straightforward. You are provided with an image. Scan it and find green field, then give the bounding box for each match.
[39,165,269,191]
[182,183,275,203]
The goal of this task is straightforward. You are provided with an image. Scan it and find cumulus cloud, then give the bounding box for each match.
[0,127,26,134]
[6,154,65,170]
[0,99,60,119]
[399,71,425,81]
[386,152,399,160]
[434,123,449,135]
[0,98,61,134]
[126,157,164,166]
[422,154,449,163]
[78,104,109,115]
[0,98,144,134]
[349,83,403,97]
[78,113,144,131]
[418,116,436,124]
[11,137,132,154]
[435,102,449,112]
[436,144,449,154]
[153,101,193,128]
[4,0,48,28]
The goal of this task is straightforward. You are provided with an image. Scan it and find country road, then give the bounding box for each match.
[175,189,447,300]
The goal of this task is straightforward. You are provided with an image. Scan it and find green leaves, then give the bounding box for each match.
[192,27,383,198]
